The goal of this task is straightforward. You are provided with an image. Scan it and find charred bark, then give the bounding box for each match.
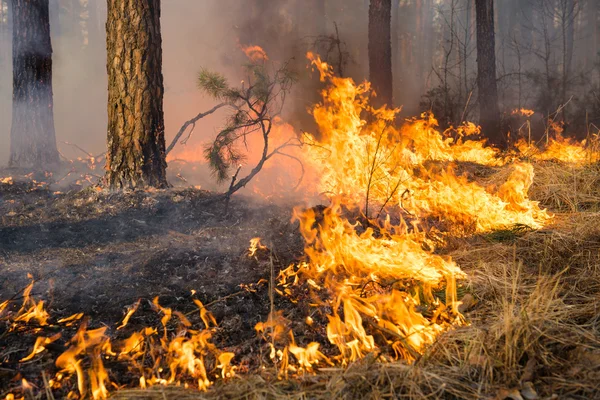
[368,0,393,108]
[105,0,167,189]
[475,0,502,147]
[9,0,60,169]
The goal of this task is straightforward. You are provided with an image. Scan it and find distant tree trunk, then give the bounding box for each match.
[561,0,577,124]
[368,0,393,108]
[10,0,60,169]
[591,0,600,85]
[1,0,12,61]
[305,0,326,35]
[475,0,502,147]
[105,0,167,189]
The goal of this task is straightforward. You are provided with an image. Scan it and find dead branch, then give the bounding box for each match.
[61,141,93,158]
[274,152,305,191]
[166,102,227,155]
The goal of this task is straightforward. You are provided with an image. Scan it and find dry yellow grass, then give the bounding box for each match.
[110,160,600,399]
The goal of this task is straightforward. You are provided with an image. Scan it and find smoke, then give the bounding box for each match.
[0,0,374,187]
[0,1,351,165]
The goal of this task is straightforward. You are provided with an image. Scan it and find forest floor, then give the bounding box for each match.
[0,161,599,400]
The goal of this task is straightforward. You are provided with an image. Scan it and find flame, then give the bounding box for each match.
[13,280,50,327]
[260,53,553,365]
[20,333,62,362]
[240,44,269,62]
[3,52,587,397]
[516,135,596,165]
[248,237,267,257]
[117,299,141,330]
[512,108,535,117]
[255,310,331,376]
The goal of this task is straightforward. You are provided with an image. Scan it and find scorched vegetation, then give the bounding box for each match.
[1,56,599,400]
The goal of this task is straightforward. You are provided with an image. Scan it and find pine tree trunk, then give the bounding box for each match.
[475,0,502,147]
[368,0,393,108]
[10,0,60,169]
[105,0,167,189]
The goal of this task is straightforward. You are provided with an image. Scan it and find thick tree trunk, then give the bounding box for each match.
[475,0,502,147]
[368,0,393,108]
[105,0,167,189]
[10,0,60,169]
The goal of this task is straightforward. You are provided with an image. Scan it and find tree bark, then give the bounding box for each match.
[105,0,167,189]
[475,0,502,147]
[368,0,393,108]
[10,0,60,169]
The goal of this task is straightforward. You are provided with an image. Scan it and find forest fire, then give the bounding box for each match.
[2,0,600,398]
[0,55,567,399]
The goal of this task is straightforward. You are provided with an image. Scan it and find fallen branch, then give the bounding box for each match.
[166,103,227,155]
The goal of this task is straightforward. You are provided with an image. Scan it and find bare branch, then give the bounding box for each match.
[166,102,227,155]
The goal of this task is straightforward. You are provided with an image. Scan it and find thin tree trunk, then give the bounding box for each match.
[593,0,600,85]
[475,0,502,147]
[519,0,534,51]
[368,0,393,108]
[305,0,326,35]
[10,0,60,169]
[564,0,576,95]
[105,0,167,189]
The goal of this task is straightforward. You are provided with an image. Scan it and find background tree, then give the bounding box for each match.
[0,0,12,145]
[105,0,167,189]
[368,0,393,108]
[475,0,501,146]
[10,0,60,168]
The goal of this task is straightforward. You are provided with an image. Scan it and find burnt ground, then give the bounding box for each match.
[0,172,324,393]
[1,163,600,400]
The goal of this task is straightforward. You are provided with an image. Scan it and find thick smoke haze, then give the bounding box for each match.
[1,0,598,169]
[0,0,370,172]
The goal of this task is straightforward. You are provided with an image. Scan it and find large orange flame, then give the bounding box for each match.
[258,53,553,367]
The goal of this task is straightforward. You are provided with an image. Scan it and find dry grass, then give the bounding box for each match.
[110,161,600,399]
[529,161,600,212]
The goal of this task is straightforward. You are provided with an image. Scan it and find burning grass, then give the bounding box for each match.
[2,56,600,399]
[2,161,599,399]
